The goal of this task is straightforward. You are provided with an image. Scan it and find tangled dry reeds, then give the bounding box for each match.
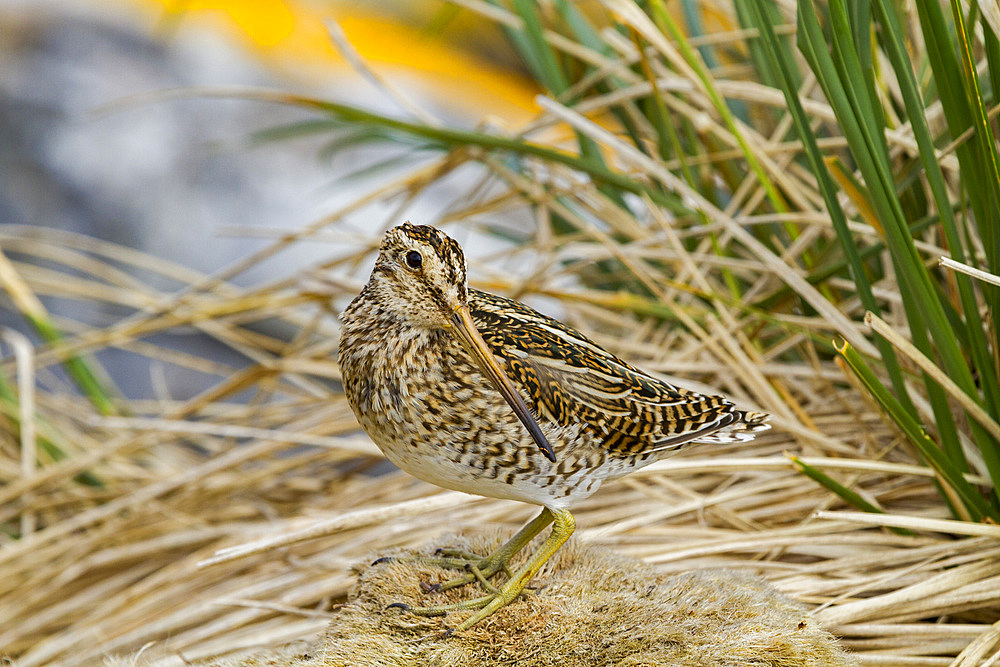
[1,201,997,664]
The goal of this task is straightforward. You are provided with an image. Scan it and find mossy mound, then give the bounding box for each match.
[209,532,856,667]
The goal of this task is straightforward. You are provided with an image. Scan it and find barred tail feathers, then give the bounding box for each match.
[695,410,771,444]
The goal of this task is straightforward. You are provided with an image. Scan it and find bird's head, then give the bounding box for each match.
[371,222,469,329]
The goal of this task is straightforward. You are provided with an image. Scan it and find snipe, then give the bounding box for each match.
[338,223,769,631]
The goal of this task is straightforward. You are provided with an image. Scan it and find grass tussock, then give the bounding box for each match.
[4,0,1000,664]
[0,219,995,664]
[248,534,857,667]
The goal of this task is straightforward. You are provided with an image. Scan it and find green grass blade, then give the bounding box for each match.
[734,0,801,92]
[553,0,605,53]
[949,0,1000,272]
[791,456,883,513]
[281,95,688,213]
[896,285,967,472]
[800,0,992,470]
[25,315,119,417]
[742,0,916,417]
[837,342,995,521]
[847,0,878,127]
[947,0,1000,359]
[503,0,625,206]
[873,0,1000,428]
[552,1,662,160]
[509,0,570,94]
[0,249,119,416]
[649,0,789,217]
[0,376,103,486]
[790,456,915,535]
[913,0,1000,277]
[249,118,343,144]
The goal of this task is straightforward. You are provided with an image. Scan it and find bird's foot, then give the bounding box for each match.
[378,509,574,632]
[372,551,485,571]
[431,547,483,561]
[370,547,514,596]
[384,594,495,618]
[380,549,529,623]
[383,575,535,630]
[420,547,514,595]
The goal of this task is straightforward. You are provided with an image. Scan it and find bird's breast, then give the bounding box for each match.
[340,320,512,450]
[338,314,615,506]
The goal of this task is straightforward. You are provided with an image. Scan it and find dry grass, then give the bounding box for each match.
[1,183,997,665]
[279,535,857,666]
[3,5,1000,661]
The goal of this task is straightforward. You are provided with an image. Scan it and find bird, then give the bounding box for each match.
[338,222,770,632]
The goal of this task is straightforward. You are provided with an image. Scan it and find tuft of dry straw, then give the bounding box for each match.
[267,533,858,666]
[1,211,997,666]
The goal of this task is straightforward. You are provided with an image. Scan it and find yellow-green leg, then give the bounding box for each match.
[453,508,575,630]
[384,508,571,623]
[429,508,555,594]
[395,508,553,604]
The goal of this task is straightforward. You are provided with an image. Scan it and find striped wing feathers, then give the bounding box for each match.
[469,289,738,454]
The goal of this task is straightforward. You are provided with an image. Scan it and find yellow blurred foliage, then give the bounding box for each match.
[142,0,540,121]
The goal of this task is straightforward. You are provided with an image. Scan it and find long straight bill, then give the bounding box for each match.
[450,305,556,462]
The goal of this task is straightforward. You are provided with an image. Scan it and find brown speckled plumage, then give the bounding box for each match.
[337,223,770,630]
[339,223,768,508]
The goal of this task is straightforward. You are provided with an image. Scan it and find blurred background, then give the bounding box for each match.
[0,0,542,398]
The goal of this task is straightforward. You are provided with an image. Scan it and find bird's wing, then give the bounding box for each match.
[470,290,740,454]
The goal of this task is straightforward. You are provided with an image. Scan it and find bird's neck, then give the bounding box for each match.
[340,281,451,360]
[342,279,402,329]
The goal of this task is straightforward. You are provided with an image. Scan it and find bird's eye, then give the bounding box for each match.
[405,250,423,269]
